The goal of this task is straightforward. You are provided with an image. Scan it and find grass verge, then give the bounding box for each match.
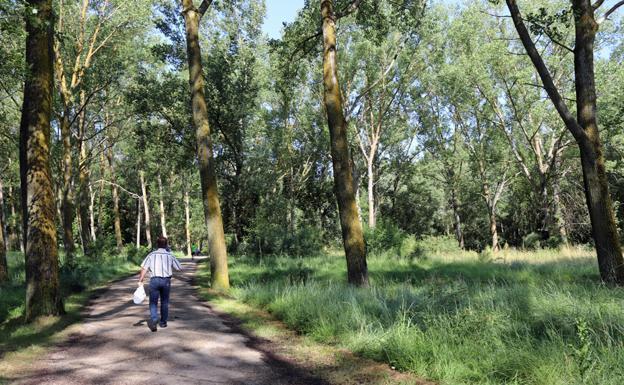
[198,247,624,385]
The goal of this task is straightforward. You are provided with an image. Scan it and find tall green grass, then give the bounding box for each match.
[215,248,624,384]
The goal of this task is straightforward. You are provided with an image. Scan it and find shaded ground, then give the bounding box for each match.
[11,259,325,385]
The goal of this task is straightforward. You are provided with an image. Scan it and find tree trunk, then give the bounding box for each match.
[7,183,18,251]
[185,189,192,257]
[367,159,375,229]
[552,176,569,244]
[181,0,230,290]
[321,0,368,286]
[0,178,8,283]
[572,0,624,283]
[77,122,91,255]
[157,174,168,238]
[538,176,550,240]
[88,183,96,242]
[506,0,624,284]
[489,210,500,252]
[139,170,152,249]
[60,112,75,262]
[450,185,464,249]
[136,199,141,249]
[106,148,123,250]
[19,0,64,319]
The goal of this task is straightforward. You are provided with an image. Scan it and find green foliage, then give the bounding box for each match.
[523,232,543,250]
[123,245,151,265]
[209,250,624,384]
[0,252,135,325]
[364,220,408,255]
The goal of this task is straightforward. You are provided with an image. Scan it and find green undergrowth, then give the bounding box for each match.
[0,251,136,362]
[199,248,624,385]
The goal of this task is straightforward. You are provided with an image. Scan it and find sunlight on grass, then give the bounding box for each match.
[200,246,624,385]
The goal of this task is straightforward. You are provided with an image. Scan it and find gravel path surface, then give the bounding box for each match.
[13,259,325,385]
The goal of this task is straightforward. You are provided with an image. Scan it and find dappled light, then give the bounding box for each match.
[2,0,624,384]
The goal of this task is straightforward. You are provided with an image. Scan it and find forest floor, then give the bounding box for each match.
[2,259,424,385]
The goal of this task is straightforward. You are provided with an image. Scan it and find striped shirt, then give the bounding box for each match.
[140,249,182,278]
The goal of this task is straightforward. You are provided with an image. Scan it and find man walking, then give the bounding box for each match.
[138,236,182,332]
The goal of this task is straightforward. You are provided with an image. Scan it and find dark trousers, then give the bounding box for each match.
[149,277,171,325]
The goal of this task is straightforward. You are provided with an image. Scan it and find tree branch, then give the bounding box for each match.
[198,0,214,18]
[336,0,364,19]
[505,0,585,142]
[597,0,624,24]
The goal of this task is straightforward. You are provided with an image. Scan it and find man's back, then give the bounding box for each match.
[141,248,182,278]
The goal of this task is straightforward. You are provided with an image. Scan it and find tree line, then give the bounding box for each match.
[1,0,623,320]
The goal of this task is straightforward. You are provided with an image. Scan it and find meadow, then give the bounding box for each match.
[199,244,624,385]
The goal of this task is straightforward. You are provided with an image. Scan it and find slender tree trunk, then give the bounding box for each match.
[367,159,375,228]
[136,199,141,249]
[321,0,368,286]
[88,183,96,242]
[1,179,7,253]
[96,152,105,239]
[185,189,192,257]
[139,170,152,249]
[157,174,168,238]
[19,0,63,319]
[450,185,464,249]
[552,176,569,244]
[7,183,17,251]
[489,209,500,252]
[181,0,229,290]
[8,184,23,253]
[78,125,91,255]
[0,178,8,283]
[538,176,550,240]
[105,148,123,250]
[60,112,75,261]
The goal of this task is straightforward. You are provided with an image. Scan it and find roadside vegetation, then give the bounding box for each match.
[0,250,137,361]
[199,235,624,385]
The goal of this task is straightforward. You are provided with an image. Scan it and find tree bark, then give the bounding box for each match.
[0,178,8,283]
[77,100,91,255]
[185,189,192,257]
[105,148,123,250]
[157,174,168,238]
[136,199,141,249]
[506,0,624,284]
[181,0,229,290]
[59,112,75,261]
[367,159,375,228]
[7,182,23,253]
[88,183,96,242]
[19,0,64,319]
[552,176,569,244]
[321,0,368,286]
[450,184,464,249]
[139,170,152,249]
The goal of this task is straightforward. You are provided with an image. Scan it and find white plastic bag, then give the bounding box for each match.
[133,284,146,304]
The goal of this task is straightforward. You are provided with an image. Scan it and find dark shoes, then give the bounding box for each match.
[159,322,167,328]
[147,318,157,332]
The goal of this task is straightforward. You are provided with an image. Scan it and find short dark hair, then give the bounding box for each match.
[157,236,168,249]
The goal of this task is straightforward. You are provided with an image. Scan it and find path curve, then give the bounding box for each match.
[13,259,325,385]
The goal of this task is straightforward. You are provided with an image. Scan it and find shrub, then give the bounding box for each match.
[364,220,408,255]
[523,232,542,250]
[124,245,150,265]
[414,235,461,256]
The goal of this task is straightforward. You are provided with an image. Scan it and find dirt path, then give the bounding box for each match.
[13,259,325,385]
